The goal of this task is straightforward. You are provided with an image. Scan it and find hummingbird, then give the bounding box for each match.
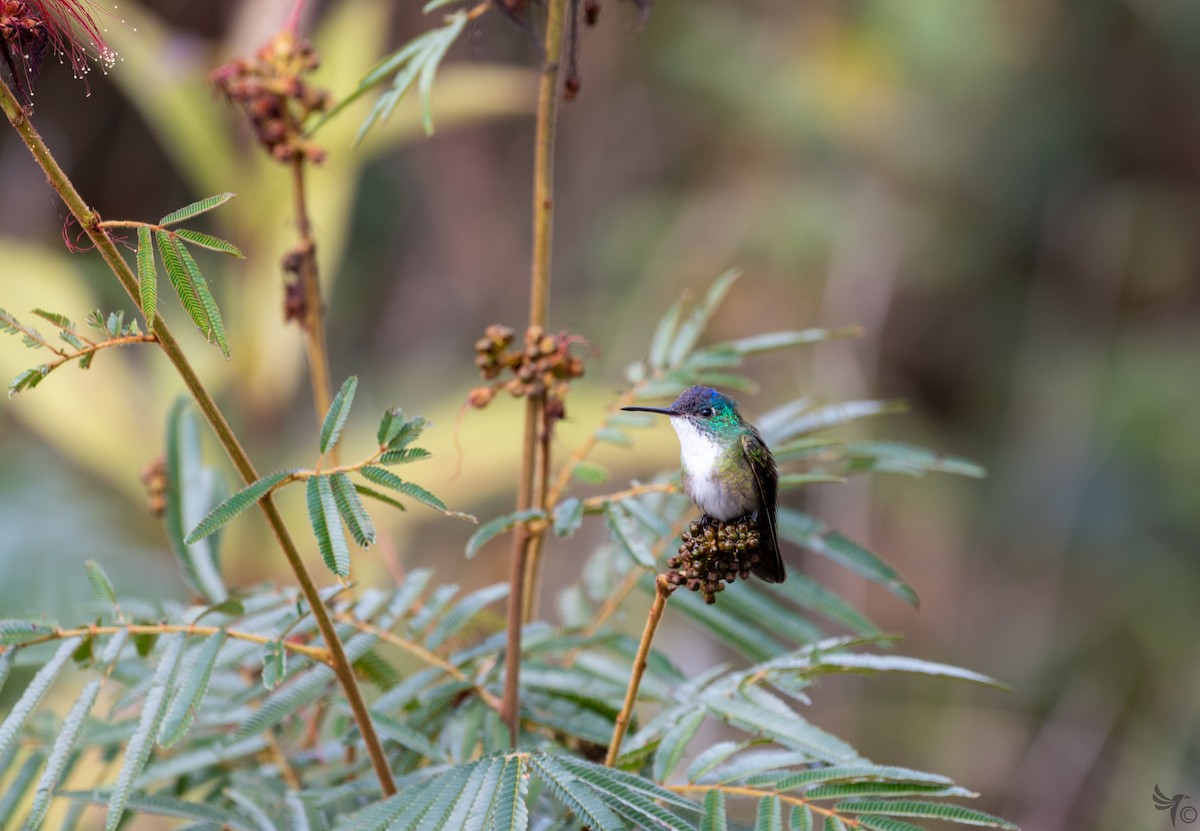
[623,385,784,583]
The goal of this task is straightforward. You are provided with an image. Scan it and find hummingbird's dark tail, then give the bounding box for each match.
[751,507,785,583]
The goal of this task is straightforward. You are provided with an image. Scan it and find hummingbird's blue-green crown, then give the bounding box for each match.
[665,386,743,432]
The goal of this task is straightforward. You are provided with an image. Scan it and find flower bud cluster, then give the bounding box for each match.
[211,30,329,164]
[664,516,761,605]
[468,324,585,412]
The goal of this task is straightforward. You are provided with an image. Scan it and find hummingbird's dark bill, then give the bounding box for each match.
[620,405,678,416]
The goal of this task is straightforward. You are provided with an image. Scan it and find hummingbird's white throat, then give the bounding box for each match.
[670,416,743,521]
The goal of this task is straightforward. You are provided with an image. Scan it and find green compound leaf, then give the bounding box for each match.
[321,376,358,454]
[159,192,236,226]
[137,225,157,329]
[185,469,294,544]
[307,475,349,577]
[174,228,245,258]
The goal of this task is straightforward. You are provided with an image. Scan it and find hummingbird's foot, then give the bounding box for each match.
[664,516,762,604]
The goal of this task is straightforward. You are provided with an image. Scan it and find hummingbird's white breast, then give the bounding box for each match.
[670,417,748,521]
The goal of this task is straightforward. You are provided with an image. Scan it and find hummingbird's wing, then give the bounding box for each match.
[742,429,785,583]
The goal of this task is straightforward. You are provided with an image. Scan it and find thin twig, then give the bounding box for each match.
[0,76,397,797]
[18,622,331,664]
[604,573,672,766]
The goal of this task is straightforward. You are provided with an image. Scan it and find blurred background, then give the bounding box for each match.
[2,0,1199,828]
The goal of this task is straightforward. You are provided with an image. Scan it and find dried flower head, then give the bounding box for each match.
[211,29,330,165]
[664,515,761,604]
[0,0,117,104]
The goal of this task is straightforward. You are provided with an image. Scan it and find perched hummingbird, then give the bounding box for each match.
[623,386,784,583]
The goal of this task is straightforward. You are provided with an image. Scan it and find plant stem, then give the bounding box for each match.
[604,574,672,767]
[290,157,335,428]
[21,622,330,662]
[502,0,570,744]
[0,78,397,798]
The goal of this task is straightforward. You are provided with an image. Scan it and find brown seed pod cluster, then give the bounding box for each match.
[664,516,761,605]
[469,324,586,414]
[211,30,330,164]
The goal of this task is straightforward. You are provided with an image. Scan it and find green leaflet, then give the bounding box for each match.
[85,559,118,607]
[835,799,1017,829]
[307,475,350,577]
[491,754,530,831]
[164,401,229,603]
[155,230,208,333]
[0,752,42,825]
[261,640,286,689]
[331,471,376,547]
[321,376,358,454]
[172,238,230,358]
[552,497,584,538]
[359,466,449,514]
[175,228,245,258]
[106,632,186,831]
[424,583,507,650]
[0,619,54,645]
[27,632,127,829]
[158,629,227,747]
[64,790,255,831]
[0,637,82,761]
[185,469,294,544]
[701,790,728,831]
[159,192,236,226]
[776,508,919,606]
[529,754,624,831]
[755,795,783,831]
[137,225,156,329]
[653,709,706,782]
[465,509,546,558]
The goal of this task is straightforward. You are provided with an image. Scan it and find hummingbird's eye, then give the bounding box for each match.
[699,407,715,418]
